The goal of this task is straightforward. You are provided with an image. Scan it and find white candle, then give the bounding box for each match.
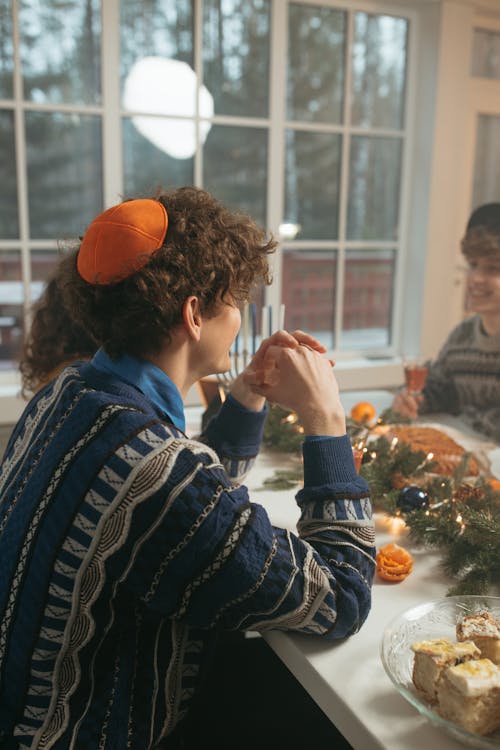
[279,303,286,330]
[242,303,249,367]
[261,306,268,341]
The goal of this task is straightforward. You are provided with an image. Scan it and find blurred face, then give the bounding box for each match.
[465,256,500,315]
[199,299,241,375]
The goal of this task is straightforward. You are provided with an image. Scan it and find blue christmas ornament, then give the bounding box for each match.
[397,485,429,511]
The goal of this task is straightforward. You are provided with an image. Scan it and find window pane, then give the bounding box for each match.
[19,0,101,105]
[203,0,270,118]
[0,0,14,98]
[282,249,336,349]
[351,13,407,129]
[25,111,103,239]
[341,249,394,350]
[471,28,500,80]
[285,130,341,240]
[287,3,345,124]
[0,250,23,368]
[122,117,194,197]
[121,0,194,115]
[347,136,401,241]
[204,124,267,226]
[0,110,18,238]
[31,248,60,285]
[472,115,500,208]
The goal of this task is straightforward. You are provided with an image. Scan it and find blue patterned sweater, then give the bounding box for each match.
[0,361,375,749]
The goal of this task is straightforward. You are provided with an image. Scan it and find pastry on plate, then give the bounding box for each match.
[411,637,480,703]
[436,658,500,736]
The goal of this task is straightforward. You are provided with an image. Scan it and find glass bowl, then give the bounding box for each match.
[380,595,500,749]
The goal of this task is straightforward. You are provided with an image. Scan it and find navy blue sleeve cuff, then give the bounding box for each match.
[302,433,358,486]
[203,393,268,458]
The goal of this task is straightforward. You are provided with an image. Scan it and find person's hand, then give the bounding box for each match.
[229,329,328,412]
[392,388,423,419]
[243,341,345,436]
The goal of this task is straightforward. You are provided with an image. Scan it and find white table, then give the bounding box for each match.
[186,396,499,750]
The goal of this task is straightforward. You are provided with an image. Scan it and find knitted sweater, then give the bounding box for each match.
[421,315,500,441]
[0,362,375,750]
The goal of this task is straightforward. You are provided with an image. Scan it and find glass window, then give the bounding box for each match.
[287,4,345,123]
[284,130,341,240]
[203,0,270,118]
[472,114,500,208]
[122,117,194,197]
[0,0,14,99]
[347,135,402,241]
[204,124,268,226]
[0,110,18,238]
[0,250,23,368]
[25,111,103,239]
[0,0,412,371]
[342,249,394,349]
[19,0,101,105]
[471,28,500,80]
[282,249,337,349]
[351,13,407,129]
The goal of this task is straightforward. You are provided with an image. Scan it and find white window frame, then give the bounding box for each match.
[2,0,500,422]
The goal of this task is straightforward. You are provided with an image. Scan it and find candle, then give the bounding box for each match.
[242,303,249,367]
[250,303,257,354]
[279,303,285,330]
[261,306,268,341]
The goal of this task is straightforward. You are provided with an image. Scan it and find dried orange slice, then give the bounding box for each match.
[376,543,414,583]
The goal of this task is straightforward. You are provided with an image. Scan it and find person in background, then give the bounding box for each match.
[0,187,375,750]
[19,251,97,397]
[392,202,500,442]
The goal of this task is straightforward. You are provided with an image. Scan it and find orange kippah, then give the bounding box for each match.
[77,198,168,284]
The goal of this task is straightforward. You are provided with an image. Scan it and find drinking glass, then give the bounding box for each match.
[403,357,428,398]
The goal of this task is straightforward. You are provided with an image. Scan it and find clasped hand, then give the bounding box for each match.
[230,330,346,437]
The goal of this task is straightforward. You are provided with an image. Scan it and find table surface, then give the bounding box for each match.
[187,391,500,750]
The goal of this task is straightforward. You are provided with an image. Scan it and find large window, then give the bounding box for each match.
[0,0,410,369]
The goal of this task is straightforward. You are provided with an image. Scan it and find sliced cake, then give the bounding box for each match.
[457,611,500,665]
[411,637,481,703]
[436,658,500,736]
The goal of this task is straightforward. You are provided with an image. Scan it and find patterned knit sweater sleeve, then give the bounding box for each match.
[123,427,374,640]
[420,316,500,441]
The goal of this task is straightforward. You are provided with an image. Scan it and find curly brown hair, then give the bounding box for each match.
[61,187,276,359]
[461,226,500,259]
[19,250,98,397]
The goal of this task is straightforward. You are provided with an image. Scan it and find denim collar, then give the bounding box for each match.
[91,348,185,432]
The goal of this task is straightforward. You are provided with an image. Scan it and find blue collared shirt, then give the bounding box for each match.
[91,348,186,432]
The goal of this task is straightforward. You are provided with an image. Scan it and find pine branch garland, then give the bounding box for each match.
[261,403,500,595]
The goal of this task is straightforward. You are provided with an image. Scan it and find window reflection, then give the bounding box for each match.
[0,110,18,238]
[285,130,341,240]
[351,13,407,129]
[287,4,345,123]
[123,117,194,196]
[0,0,14,99]
[203,0,270,117]
[204,124,267,226]
[282,249,337,349]
[342,249,394,349]
[472,29,500,80]
[347,135,401,241]
[472,115,500,208]
[0,250,23,368]
[25,112,102,239]
[19,0,101,105]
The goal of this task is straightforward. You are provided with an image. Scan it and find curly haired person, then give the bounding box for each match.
[393,202,500,442]
[18,252,97,397]
[0,187,375,750]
